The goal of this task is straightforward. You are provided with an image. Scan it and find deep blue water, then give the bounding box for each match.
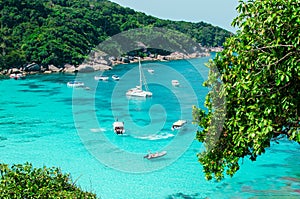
[0,57,299,198]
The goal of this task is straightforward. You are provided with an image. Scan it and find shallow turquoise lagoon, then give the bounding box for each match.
[0,57,299,199]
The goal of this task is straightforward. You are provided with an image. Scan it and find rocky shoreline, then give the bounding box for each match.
[0,47,222,77]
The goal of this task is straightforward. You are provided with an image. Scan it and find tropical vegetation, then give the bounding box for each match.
[0,0,231,70]
[0,163,97,198]
[193,0,300,181]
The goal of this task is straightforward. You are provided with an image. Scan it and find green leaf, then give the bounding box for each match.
[194,0,300,181]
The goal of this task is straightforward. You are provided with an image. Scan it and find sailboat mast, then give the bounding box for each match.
[139,57,142,89]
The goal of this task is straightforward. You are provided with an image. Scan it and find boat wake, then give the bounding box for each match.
[90,128,107,133]
[136,132,175,141]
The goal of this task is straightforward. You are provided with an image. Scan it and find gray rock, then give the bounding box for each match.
[64,64,74,68]
[109,56,117,61]
[93,64,112,71]
[122,57,130,63]
[24,63,40,72]
[48,65,60,72]
[95,59,108,65]
[77,64,95,73]
[63,64,76,73]
[9,68,21,74]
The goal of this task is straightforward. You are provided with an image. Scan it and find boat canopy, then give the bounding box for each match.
[173,120,187,126]
[113,122,124,128]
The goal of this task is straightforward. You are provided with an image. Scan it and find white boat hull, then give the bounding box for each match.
[126,58,152,98]
[171,120,187,130]
[144,151,167,159]
[113,121,125,135]
[172,80,180,87]
[148,69,154,74]
[126,87,152,97]
[95,76,109,81]
[112,75,120,81]
[67,81,84,87]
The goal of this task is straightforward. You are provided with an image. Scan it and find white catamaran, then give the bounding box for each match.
[126,58,152,97]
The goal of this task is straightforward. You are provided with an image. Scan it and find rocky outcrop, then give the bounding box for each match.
[75,63,112,73]
[76,64,95,73]
[94,59,110,66]
[48,65,61,72]
[1,46,216,76]
[155,51,210,61]
[7,68,21,74]
[63,64,77,73]
[24,63,40,72]
[208,46,224,52]
[92,64,112,71]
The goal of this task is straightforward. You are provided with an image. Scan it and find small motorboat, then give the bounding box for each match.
[95,75,109,81]
[112,75,120,81]
[148,69,154,74]
[171,80,180,87]
[67,81,84,88]
[113,121,125,135]
[171,120,187,130]
[144,151,167,159]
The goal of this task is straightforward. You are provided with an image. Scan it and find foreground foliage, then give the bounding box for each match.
[0,0,231,69]
[193,0,300,180]
[0,163,97,198]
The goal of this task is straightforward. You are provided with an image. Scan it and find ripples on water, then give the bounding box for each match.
[0,57,299,198]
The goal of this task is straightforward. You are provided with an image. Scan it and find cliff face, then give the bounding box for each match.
[0,0,232,70]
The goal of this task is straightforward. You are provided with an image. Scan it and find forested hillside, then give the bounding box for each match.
[0,0,232,69]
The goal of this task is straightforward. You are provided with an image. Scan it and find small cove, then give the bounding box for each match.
[0,56,299,198]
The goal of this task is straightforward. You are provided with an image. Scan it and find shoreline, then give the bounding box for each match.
[0,47,222,78]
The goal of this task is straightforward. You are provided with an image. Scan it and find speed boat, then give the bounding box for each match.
[112,75,120,81]
[144,151,167,159]
[67,81,84,88]
[147,69,154,74]
[171,80,180,87]
[95,75,109,81]
[171,120,187,130]
[113,121,125,135]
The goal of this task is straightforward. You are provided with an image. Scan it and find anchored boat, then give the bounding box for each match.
[113,121,125,135]
[144,151,167,159]
[171,120,187,130]
[67,81,84,88]
[171,80,180,87]
[112,75,120,81]
[126,58,152,98]
[95,75,109,81]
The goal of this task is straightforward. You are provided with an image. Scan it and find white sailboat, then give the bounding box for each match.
[126,58,152,97]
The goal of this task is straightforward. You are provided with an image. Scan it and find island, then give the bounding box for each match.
[0,0,231,76]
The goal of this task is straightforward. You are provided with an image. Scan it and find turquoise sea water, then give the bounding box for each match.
[0,56,299,199]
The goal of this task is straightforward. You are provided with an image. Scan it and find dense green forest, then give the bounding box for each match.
[0,163,97,198]
[0,0,232,69]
